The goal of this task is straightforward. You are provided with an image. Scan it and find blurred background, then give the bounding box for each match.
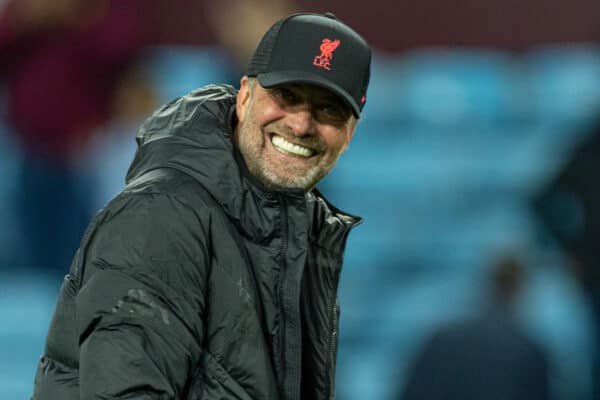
[1,0,599,399]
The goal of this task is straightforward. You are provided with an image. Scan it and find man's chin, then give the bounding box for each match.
[257,169,316,192]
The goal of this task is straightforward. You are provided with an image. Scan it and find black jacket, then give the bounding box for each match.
[32,85,360,400]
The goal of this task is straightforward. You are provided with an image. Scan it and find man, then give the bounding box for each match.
[399,256,550,400]
[32,12,371,400]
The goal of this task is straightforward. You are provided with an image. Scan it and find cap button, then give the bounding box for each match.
[323,12,337,19]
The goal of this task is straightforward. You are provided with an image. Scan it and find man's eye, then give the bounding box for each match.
[321,104,340,115]
[319,103,350,120]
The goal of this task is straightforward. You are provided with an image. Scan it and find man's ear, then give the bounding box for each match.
[236,76,251,123]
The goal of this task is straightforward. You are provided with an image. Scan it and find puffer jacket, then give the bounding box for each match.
[31,84,361,400]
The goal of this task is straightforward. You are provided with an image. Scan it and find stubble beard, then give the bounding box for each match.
[237,117,342,192]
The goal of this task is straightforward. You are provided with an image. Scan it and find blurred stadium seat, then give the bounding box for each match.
[141,46,234,104]
[525,44,600,127]
[0,273,60,399]
[391,49,526,127]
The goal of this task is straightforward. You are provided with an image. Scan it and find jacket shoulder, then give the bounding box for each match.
[83,168,217,285]
[118,167,222,213]
[135,84,237,146]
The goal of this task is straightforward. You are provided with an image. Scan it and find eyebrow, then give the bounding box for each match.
[278,85,351,113]
[287,85,341,101]
[307,91,347,108]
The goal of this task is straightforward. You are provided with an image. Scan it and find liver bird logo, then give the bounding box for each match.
[313,38,341,71]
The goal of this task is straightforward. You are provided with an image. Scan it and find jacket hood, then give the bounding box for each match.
[125,84,360,245]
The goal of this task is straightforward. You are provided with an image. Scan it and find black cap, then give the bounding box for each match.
[246,12,371,117]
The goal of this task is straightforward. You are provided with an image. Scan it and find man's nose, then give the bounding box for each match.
[287,107,315,136]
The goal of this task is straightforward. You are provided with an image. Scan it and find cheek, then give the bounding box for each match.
[250,97,285,127]
[322,129,350,154]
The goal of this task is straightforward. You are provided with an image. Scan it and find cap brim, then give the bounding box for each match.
[256,71,361,118]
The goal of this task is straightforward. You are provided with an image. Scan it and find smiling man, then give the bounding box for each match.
[32,12,371,400]
[236,80,356,191]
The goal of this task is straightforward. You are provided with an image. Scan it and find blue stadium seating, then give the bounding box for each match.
[524,44,600,127]
[141,46,235,104]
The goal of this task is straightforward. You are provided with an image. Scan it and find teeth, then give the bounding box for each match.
[271,135,314,157]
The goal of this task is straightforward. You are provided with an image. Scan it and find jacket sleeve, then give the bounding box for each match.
[76,191,210,399]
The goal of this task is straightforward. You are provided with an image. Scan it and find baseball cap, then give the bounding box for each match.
[246,12,371,117]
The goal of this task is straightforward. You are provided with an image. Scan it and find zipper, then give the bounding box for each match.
[277,195,302,400]
[277,195,289,398]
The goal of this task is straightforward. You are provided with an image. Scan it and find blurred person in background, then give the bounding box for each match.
[82,62,158,212]
[534,116,600,400]
[32,12,371,400]
[204,0,298,85]
[398,255,550,400]
[0,0,149,272]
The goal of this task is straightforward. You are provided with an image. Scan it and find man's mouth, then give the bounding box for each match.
[271,134,315,158]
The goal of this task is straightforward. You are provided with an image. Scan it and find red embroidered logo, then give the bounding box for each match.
[313,39,340,71]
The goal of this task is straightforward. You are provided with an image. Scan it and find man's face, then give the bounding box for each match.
[235,77,356,192]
